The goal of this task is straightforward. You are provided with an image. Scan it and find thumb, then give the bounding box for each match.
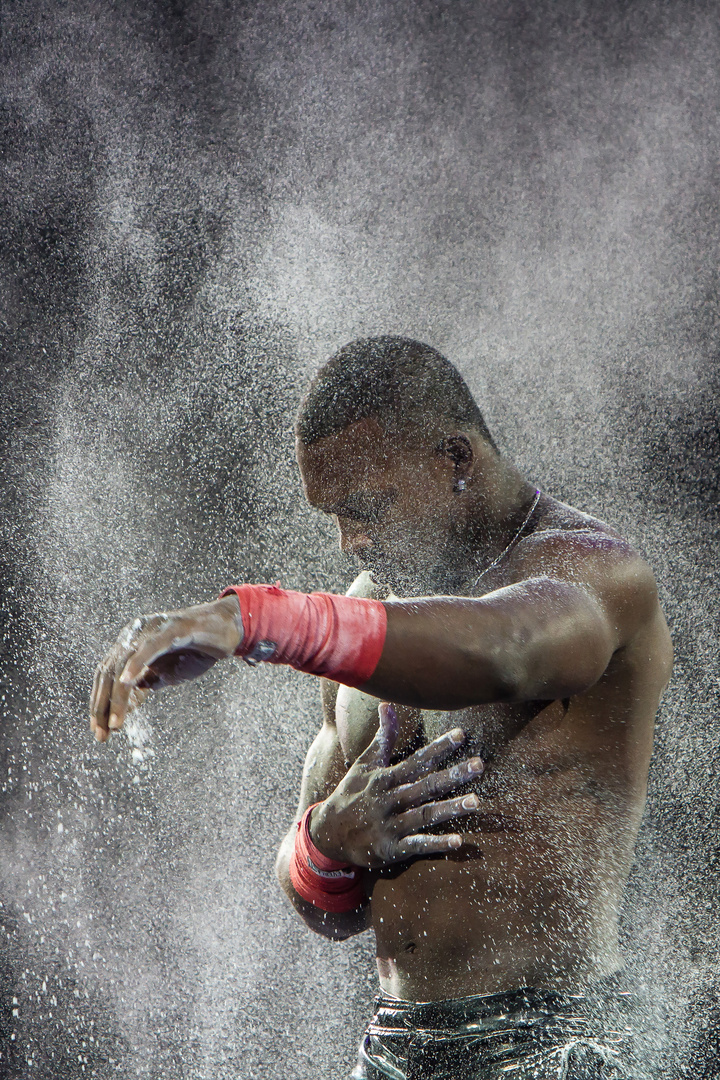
[356,703,399,767]
[368,702,399,767]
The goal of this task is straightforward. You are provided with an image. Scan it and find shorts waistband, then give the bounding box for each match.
[371,972,635,1032]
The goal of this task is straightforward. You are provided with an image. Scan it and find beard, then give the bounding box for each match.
[352,544,469,598]
[347,512,482,597]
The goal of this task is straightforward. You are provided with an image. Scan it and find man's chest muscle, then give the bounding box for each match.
[335,684,561,768]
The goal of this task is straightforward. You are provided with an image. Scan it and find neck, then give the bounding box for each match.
[453,455,539,588]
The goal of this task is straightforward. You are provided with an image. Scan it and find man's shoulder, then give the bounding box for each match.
[510,501,660,629]
[515,499,650,580]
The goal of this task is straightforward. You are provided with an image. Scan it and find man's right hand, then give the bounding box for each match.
[89,595,243,742]
[308,703,484,867]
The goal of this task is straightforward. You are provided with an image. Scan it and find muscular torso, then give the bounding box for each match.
[335,503,671,1000]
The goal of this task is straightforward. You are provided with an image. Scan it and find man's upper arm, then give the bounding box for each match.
[498,529,660,701]
[294,713,347,819]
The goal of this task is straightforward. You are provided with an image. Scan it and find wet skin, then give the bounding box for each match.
[281,420,673,998]
[90,416,672,1000]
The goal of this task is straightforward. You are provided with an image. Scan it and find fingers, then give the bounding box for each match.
[377,703,399,765]
[89,628,163,742]
[391,756,484,809]
[89,666,102,736]
[394,792,480,837]
[89,602,232,745]
[108,645,178,732]
[393,833,466,859]
[90,665,114,742]
[89,619,177,740]
[384,727,468,787]
[107,675,135,734]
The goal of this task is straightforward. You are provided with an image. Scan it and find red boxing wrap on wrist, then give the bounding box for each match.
[219,583,387,688]
[288,803,365,913]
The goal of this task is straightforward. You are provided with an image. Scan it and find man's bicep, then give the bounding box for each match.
[493,531,660,697]
[295,717,347,819]
[499,576,617,701]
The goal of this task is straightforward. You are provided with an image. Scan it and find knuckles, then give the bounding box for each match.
[365,771,385,795]
[424,774,442,799]
[117,612,170,649]
[373,836,397,865]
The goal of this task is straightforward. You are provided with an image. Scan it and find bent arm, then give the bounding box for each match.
[96,538,656,737]
[275,680,372,941]
[362,539,658,711]
[363,577,614,709]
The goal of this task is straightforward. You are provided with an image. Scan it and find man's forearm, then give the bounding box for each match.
[275,830,371,941]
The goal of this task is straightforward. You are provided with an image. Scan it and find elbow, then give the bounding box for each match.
[286,893,364,942]
[275,841,363,941]
[311,915,361,942]
[274,839,292,895]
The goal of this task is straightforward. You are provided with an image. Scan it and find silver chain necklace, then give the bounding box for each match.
[472,488,541,587]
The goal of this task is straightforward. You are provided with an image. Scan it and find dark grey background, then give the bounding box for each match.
[1,1,719,1076]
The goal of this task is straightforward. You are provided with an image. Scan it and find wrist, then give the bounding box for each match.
[307,802,347,865]
[214,594,244,654]
[289,803,365,912]
[217,583,386,686]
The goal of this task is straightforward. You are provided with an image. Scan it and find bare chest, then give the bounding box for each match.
[335,685,572,777]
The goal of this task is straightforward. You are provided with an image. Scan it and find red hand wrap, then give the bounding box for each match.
[288,803,365,913]
[219,583,387,688]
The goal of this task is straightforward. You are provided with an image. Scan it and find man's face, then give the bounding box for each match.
[296,417,463,595]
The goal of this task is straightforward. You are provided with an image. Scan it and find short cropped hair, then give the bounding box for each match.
[296,336,496,448]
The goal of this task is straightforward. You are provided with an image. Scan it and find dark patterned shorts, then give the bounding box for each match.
[350,978,651,1079]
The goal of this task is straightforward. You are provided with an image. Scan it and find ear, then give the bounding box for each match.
[436,435,474,491]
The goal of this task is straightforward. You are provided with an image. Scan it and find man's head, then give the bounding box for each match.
[295,337,502,594]
[295,336,496,450]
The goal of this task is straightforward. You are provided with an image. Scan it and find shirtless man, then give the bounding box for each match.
[90,337,672,1078]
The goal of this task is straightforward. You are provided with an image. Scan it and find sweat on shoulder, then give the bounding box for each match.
[90,336,671,1080]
